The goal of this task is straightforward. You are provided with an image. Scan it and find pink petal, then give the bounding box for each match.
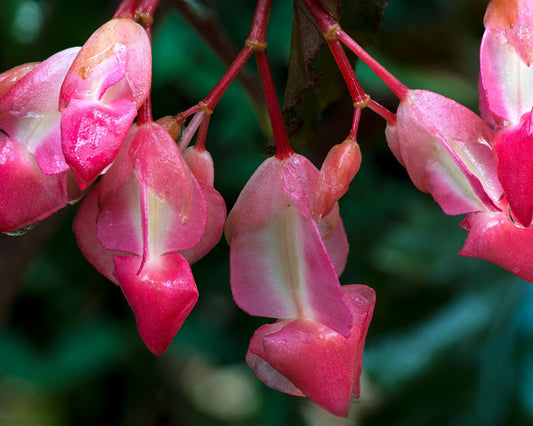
[0,135,67,233]
[96,177,143,256]
[60,18,151,107]
[460,211,533,282]
[393,90,503,215]
[0,47,80,175]
[493,111,533,226]
[183,145,215,186]
[180,182,226,264]
[480,28,533,123]
[229,202,352,337]
[0,62,39,99]
[322,216,349,277]
[246,284,374,418]
[73,185,118,284]
[60,98,137,188]
[114,253,198,355]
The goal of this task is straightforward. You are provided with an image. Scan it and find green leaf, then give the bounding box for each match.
[282,0,388,148]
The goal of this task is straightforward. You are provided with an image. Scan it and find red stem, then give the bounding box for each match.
[337,29,409,101]
[255,49,293,160]
[138,97,153,125]
[201,0,273,111]
[351,107,362,135]
[368,99,396,125]
[302,0,409,101]
[202,46,254,111]
[327,38,367,104]
[114,0,138,19]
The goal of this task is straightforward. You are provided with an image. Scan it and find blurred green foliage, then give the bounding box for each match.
[2,0,533,425]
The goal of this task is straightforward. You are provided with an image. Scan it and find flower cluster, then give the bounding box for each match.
[0,0,377,417]
[382,0,533,283]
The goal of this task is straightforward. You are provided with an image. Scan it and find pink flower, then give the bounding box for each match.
[225,152,374,416]
[60,18,152,189]
[74,122,225,355]
[0,48,82,233]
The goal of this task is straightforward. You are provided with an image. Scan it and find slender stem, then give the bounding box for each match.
[114,0,137,19]
[327,38,367,104]
[173,0,266,125]
[302,0,409,101]
[202,46,254,111]
[195,115,211,151]
[201,0,273,111]
[255,49,293,160]
[138,97,153,125]
[136,0,160,39]
[368,99,396,125]
[179,111,205,152]
[337,29,409,101]
[351,107,361,135]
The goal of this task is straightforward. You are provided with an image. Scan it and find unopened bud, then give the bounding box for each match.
[314,135,361,220]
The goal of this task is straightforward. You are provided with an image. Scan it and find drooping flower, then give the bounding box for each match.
[74,122,225,355]
[225,151,374,416]
[60,18,152,189]
[0,48,82,234]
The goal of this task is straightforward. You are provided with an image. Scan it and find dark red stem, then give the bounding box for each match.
[138,96,153,125]
[114,0,138,19]
[255,49,293,160]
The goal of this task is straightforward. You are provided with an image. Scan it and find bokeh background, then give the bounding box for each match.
[1,0,532,425]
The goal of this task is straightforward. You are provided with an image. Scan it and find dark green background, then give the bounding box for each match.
[1,1,530,425]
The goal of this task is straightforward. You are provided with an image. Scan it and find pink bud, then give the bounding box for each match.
[313,135,361,221]
[60,18,152,188]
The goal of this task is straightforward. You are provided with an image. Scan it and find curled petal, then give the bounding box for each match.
[0,135,67,233]
[0,47,80,175]
[60,98,137,188]
[460,211,533,282]
[73,185,117,284]
[60,18,151,188]
[114,253,198,355]
[246,285,375,417]
[180,182,226,264]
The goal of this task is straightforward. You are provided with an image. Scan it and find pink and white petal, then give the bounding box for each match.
[480,29,533,123]
[396,90,502,215]
[114,252,198,356]
[322,215,349,277]
[230,204,352,337]
[0,135,67,233]
[61,98,137,188]
[180,182,226,264]
[460,211,533,283]
[73,186,117,284]
[246,320,306,397]
[225,156,287,240]
[0,62,39,99]
[129,123,193,218]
